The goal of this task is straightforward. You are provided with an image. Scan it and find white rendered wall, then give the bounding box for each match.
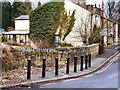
[64,0,101,46]
[15,20,29,31]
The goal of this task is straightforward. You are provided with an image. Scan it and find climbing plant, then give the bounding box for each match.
[59,11,69,42]
[88,24,101,45]
[30,2,64,45]
[62,10,76,41]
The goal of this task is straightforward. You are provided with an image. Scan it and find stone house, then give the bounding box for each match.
[59,0,119,46]
[103,18,119,45]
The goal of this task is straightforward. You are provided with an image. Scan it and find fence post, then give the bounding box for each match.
[42,58,46,78]
[55,58,59,76]
[74,56,77,72]
[85,55,88,69]
[81,55,84,71]
[66,57,70,74]
[89,53,91,67]
[27,58,31,80]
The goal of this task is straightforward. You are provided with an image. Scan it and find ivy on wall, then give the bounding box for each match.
[88,24,100,45]
[30,2,64,45]
[62,10,76,41]
[59,11,69,42]
[30,2,76,46]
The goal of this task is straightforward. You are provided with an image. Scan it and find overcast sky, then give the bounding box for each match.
[7,0,102,8]
[8,0,119,8]
[8,0,102,5]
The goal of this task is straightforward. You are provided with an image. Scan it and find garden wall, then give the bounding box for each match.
[56,43,99,60]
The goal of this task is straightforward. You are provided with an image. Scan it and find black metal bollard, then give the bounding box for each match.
[89,53,91,67]
[27,59,31,80]
[85,55,88,69]
[55,58,59,76]
[81,55,84,71]
[42,58,46,78]
[74,56,77,72]
[66,57,70,74]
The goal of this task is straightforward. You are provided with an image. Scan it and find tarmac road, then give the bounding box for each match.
[39,52,120,88]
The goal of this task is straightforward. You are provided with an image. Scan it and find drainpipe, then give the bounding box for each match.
[91,13,93,35]
[107,19,108,46]
[113,22,115,43]
[102,0,104,53]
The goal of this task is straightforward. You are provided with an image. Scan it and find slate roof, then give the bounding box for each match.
[15,15,29,20]
[3,31,29,35]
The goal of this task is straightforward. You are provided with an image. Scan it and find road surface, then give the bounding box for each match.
[39,52,120,88]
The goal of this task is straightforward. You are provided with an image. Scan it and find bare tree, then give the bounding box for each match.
[104,0,120,21]
[77,15,91,46]
[77,14,101,45]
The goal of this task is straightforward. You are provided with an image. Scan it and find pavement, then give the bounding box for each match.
[39,53,120,88]
[1,43,120,88]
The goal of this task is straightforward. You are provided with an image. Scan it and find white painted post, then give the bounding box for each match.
[7,35,9,41]
[55,35,59,46]
[11,35,13,43]
[18,35,20,44]
[115,23,118,43]
[26,35,29,45]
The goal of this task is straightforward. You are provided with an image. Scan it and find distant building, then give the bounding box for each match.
[70,0,86,6]
[15,15,29,31]
[61,0,119,46]
[119,22,120,42]
[2,15,29,45]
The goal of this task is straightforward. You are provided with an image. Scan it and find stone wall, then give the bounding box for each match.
[56,43,99,61]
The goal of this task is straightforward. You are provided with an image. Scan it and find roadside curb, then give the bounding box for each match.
[1,50,120,88]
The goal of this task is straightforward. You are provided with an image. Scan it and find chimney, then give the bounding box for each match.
[95,3,97,8]
[91,4,93,11]
[78,1,79,5]
[88,4,91,11]
[94,4,97,12]
[98,5,102,15]
[99,4,101,8]
[86,5,88,10]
